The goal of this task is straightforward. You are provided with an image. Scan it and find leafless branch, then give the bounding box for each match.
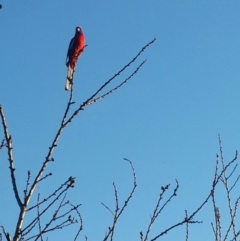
[0,138,6,149]
[0,226,11,241]
[142,181,179,241]
[86,60,147,106]
[24,171,31,201]
[229,174,240,192]
[0,105,22,208]
[71,203,83,241]
[22,177,75,236]
[36,194,43,241]
[101,203,114,216]
[185,210,189,241]
[102,158,137,241]
[11,84,76,241]
[227,164,238,180]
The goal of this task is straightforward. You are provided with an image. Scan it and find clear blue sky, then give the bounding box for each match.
[1,1,240,240]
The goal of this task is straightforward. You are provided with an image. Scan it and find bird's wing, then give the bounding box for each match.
[66,37,75,64]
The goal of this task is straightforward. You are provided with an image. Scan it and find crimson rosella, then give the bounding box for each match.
[65,26,85,91]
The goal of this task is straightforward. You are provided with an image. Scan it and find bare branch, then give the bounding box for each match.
[22,177,75,236]
[143,181,178,241]
[0,226,11,241]
[86,60,147,106]
[12,85,76,241]
[37,194,43,241]
[185,210,189,241]
[0,105,22,208]
[101,203,114,216]
[25,79,75,208]
[0,138,6,149]
[102,158,137,241]
[229,174,240,192]
[24,171,31,201]
[71,203,83,241]
[227,164,238,180]
[218,135,238,241]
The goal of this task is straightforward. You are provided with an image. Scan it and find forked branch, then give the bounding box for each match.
[102,158,137,241]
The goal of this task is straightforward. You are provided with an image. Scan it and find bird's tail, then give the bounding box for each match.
[65,66,74,91]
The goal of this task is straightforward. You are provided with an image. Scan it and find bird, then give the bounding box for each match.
[65,26,85,91]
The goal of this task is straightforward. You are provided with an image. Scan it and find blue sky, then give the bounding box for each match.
[1,1,240,240]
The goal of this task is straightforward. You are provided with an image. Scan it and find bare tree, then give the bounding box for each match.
[0,38,156,241]
[1,32,240,241]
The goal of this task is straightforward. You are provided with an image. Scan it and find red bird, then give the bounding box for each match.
[65,26,85,91]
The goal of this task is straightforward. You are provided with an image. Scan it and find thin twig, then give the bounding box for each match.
[143,181,178,241]
[0,105,22,208]
[103,158,137,241]
[37,194,43,241]
[86,60,146,106]
[71,203,83,241]
[0,138,6,149]
[185,210,189,241]
[0,226,11,241]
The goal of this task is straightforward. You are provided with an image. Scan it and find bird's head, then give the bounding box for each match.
[76,26,82,33]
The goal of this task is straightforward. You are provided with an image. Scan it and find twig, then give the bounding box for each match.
[143,181,178,241]
[24,171,31,201]
[0,226,11,241]
[185,210,189,241]
[0,138,6,149]
[218,136,238,241]
[36,194,43,241]
[101,203,114,216]
[71,203,83,241]
[22,177,75,235]
[85,60,146,106]
[0,105,22,208]
[102,158,137,241]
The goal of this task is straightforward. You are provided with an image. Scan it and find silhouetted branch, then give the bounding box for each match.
[22,177,75,236]
[86,60,147,106]
[185,210,189,241]
[0,106,22,209]
[0,226,10,241]
[142,181,179,241]
[210,135,240,241]
[102,158,137,241]
[0,138,6,149]
[36,194,43,241]
[101,203,114,216]
[71,203,83,241]
[24,171,31,201]
[12,82,76,241]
